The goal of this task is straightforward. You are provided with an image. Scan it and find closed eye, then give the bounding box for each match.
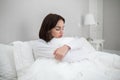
[55,26,64,31]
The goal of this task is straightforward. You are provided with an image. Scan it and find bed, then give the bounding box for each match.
[0,39,120,80]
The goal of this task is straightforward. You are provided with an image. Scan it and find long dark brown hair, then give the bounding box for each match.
[39,13,65,42]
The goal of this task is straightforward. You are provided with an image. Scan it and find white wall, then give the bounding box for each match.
[0,0,105,44]
[103,0,120,51]
[0,0,89,43]
[97,0,103,39]
[88,0,103,40]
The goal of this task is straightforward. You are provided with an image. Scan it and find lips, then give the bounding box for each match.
[59,35,63,37]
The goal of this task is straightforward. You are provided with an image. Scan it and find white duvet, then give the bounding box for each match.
[14,37,120,80]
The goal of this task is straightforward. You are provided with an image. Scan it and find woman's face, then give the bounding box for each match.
[50,19,64,38]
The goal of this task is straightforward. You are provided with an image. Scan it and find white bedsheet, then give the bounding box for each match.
[13,38,120,80]
[18,53,119,80]
[17,52,120,80]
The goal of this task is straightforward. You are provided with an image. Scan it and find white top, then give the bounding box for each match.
[30,37,96,62]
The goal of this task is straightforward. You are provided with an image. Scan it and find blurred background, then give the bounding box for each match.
[0,0,120,52]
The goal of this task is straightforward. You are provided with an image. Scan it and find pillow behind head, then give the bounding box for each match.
[0,44,17,80]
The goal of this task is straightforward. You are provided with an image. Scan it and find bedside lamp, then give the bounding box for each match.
[84,13,96,41]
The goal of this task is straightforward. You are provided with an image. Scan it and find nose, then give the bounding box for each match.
[60,30,64,35]
[60,29,64,35]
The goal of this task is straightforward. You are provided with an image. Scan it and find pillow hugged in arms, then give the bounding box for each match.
[49,37,96,62]
[31,37,96,62]
[48,37,75,48]
[49,37,95,51]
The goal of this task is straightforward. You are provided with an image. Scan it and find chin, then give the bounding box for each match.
[58,35,63,38]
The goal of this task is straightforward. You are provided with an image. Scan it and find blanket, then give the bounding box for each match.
[13,39,120,80]
[18,52,120,80]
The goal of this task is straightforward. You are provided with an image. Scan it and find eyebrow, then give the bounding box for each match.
[55,26,64,28]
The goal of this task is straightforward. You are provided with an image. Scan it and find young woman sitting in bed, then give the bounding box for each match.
[32,13,96,62]
[21,13,120,80]
[31,13,120,64]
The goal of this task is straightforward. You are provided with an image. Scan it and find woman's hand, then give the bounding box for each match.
[54,45,70,61]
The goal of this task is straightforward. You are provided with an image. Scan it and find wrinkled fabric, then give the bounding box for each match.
[16,37,120,80]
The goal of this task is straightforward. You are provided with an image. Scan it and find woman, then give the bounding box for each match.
[32,13,95,62]
[39,13,70,61]
[21,13,120,80]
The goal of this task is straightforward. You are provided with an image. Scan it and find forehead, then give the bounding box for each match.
[56,20,64,25]
[55,20,64,27]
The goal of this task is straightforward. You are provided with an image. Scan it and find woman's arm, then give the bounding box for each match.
[30,40,55,59]
[53,37,95,61]
[53,45,70,61]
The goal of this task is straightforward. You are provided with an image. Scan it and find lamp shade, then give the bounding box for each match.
[84,13,96,25]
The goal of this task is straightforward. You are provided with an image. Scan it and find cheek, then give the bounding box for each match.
[51,31,60,37]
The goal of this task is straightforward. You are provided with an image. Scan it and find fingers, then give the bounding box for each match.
[54,53,64,61]
[53,45,70,61]
[54,50,64,60]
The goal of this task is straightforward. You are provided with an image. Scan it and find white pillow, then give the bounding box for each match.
[0,44,17,80]
[13,41,34,77]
